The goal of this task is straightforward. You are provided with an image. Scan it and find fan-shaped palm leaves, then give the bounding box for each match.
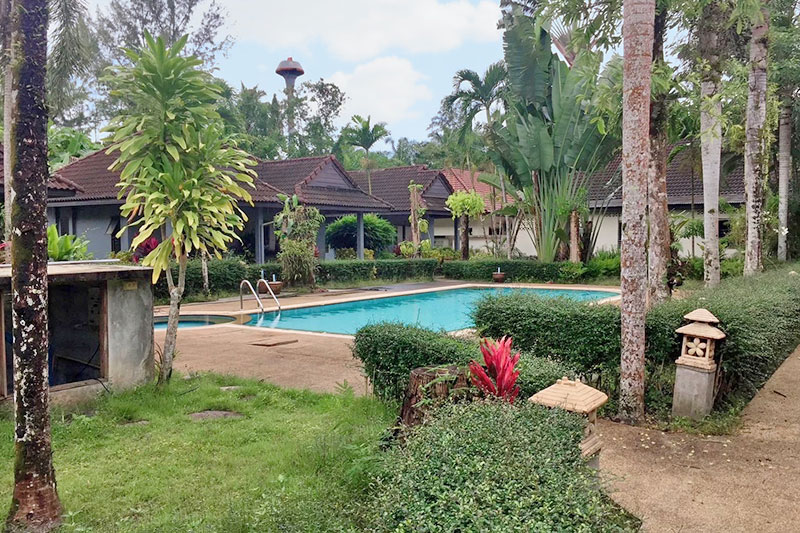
[340,114,390,194]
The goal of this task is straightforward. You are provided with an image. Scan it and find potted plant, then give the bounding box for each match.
[267,280,283,295]
[492,267,505,283]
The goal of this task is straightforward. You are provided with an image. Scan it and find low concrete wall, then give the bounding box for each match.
[106,278,154,388]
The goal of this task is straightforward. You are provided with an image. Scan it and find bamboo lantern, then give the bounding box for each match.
[675,309,726,372]
[529,377,608,462]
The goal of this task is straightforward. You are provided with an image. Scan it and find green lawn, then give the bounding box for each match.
[0,375,394,532]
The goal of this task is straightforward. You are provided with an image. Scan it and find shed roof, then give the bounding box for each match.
[0,147,83,196]
[440,168,511,211]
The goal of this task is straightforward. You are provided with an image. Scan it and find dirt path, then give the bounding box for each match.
[599,347,800,532]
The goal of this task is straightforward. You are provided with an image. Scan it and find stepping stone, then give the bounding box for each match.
[189,410,242,421]
[220,386,241,392]
[122,420,150,426]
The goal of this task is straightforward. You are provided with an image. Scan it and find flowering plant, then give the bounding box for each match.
[468,336,521,403]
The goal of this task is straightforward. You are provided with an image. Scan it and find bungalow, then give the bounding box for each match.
[438,148,744,257]
[349,165,456,247]
[46,150,391,261]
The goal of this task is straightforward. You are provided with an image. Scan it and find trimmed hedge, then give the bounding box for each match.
[473,265,800,410]
[317,259,437,284]
[352,323,573,402]
[441,259,600,282]
[154,257,248,300]
[368,401,640,532]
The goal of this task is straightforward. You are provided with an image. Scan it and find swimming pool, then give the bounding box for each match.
[154,314,237,330]
[245,287,617,335]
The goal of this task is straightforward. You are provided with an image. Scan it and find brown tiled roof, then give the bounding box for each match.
[350,165,452,213]
[440,168,511,211]
[49,149,390,211]
[0,147,83,195]
[588,144,744,208]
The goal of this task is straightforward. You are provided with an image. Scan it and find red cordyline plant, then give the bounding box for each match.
[468,336,521,403]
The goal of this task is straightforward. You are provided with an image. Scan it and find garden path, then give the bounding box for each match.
[599,346,800,532]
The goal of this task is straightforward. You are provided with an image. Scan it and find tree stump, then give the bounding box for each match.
[399,365,471,428]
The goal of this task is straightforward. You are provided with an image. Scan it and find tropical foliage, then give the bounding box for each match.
[325,214,396,251]
[104,33,255,383]
[483,16,615,262]
[273,194,325,286]
[46,225,91,261]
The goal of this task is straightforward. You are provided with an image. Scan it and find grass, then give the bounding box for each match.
[0,374,394,532]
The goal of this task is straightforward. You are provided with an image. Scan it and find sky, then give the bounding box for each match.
[89,0,506,146]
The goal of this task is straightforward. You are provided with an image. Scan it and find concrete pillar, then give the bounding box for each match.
[426,216,434,243]
[453,217,460,250]
[356,212,365,260]
[672,364,716,419]
[255,207,265,264]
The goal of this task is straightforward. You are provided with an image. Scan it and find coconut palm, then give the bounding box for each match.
[3,0,63,529]
[444,62,507,134]
[743,1,770,275]
[340,114,389,195]
[619,0,656,423]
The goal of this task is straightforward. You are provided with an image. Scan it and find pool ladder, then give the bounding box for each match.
[239,279,281,312]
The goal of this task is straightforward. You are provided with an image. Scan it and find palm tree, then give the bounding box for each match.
[444,62,512,256]
[743,1,770,275]
[694,0,728,286]
[4,0,63,529]
[3,0,91,249]
[340,115,390,195]
[619,0,656,423]
[772,0,799,261]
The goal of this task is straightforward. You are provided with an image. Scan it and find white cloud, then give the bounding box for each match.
[225,0,501,62]
[329,57,433,126]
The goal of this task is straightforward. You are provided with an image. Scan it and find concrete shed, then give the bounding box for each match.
[0,262,154,402]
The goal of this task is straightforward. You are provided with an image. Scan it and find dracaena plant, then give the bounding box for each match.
[468,336,521,403]
[103,32,255,385]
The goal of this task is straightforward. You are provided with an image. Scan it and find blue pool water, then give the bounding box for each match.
[245,287,616,335]
[154,315,236,330]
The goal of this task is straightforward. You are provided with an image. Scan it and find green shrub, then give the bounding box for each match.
[442,259,565,282]
[351,323,574,402]
[325,213,396,251]
[353,323,476,402]
[278,239,317,286]
[473,265,800,411]
[368,401,639,532]
[559,261,589,281]
[245,262,282,283]
[586,250,621,278]
[334,247,357,260]
[154,257,248,299]
[316,259,438,284]
[317,260,377,283]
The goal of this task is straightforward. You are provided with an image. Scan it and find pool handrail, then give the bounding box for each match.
[256,278,281,311]
[239,280,265,312]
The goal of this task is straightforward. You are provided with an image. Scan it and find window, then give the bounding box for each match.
[107,217,121,253]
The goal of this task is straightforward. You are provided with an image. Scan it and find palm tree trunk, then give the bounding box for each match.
[777,102,791,261]
[701,80,723,285]
[2,0,13,258]
[201,251,210,295]
[365,148,372,195]
[698,0,725,286]
[647,7,671,307]
[743,4,769,275]
[6,0,63,529]
[619,0,655,424]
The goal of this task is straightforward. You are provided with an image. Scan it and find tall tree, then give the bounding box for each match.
[743,1,770,275]
[647,4,672,305]
[340,114,389,195]
[444,62,513,257]
[3,0,63,529]
[695,0,728,286]
[619,0,656,423]
[772,0,800,261]
[104,34,254,384]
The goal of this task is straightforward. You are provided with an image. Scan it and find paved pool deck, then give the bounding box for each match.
[154,280,619,394]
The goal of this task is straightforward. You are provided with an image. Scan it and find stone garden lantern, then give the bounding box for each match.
[672,308,726,419]
[529,377,608,468]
